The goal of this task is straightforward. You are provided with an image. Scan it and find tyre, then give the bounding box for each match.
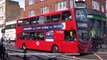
[52,45,59,53]
[22,44,26,50]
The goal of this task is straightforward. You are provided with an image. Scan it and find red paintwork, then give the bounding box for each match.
[16,8,92,53]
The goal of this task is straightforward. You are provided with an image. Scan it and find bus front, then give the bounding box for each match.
[75,9,92,53]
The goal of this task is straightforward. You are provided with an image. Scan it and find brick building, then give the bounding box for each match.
[25,0,106,36]
[0,0,20,39]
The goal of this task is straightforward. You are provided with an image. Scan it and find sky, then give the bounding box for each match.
[12,0,25,8]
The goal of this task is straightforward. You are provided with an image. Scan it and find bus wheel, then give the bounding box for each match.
[22,44,26,50]
[52,45,59,53]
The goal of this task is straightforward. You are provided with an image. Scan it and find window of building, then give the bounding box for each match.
[37,16,45,24]
[74,0,86,8]
[29,17,37,25]
[106,1,107,10]
[55,1,67,11]
[0,6,3,13]
[41,0,45,1]
[62,11,72,21]
[75,2,85,8]
[51,14,61,22]
[29,10,35,17]
[70,0,73,8]
[29,0,35,5]
[0,16,3,21]
[102,5,104,12]
[37,32,44,40]
[92,1,100,11]
[40,6,49,14]
[29,32,36,40]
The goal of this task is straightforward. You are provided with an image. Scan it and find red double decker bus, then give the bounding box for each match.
[16,8,92,53]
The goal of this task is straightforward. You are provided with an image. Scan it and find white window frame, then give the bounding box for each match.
[41,0,45,1]
[29,10,35,17]
[55,1,67,11]
[40,6,49,14]
[74,0,86,8]
[102,5,104,12]
[29,0,35,5]
[92,1,100,11]
[106,1,107,10]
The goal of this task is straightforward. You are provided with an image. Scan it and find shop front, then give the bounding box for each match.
[86,9,106,37]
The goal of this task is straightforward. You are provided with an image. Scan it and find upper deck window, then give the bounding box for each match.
[46,16,51,23]
[18,20,23,26]
[23,19,29,25]
[30,17,37,25]
[75,10,87,22]
[37,16,45,24]
[62,11,72,21]
[52,14,61,22]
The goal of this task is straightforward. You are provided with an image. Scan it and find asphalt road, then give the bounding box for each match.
[2,44,107,60]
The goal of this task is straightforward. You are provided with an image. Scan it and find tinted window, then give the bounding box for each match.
[75,10,87,22]
[52,14,61,22]
[46,16,51,23]
[23,19,29,25]
[22,32,29,40]
[29,32,36,40]
[18,20,23,26]
[62,11,72,21]
[75,9,90,43]
[30,17,37,25]
[37,32,44,40]
[64,30,76,41]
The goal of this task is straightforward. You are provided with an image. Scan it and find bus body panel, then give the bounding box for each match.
[16,8,92,53]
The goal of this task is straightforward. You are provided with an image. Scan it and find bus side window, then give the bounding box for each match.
[23,19,29,25]
[62,11,72,21]
[30,17,37,25]
[29,32,36,40]
[46,16,51,23]
[37,32,44,40]
[64,30,76,41]
[37,16,45,24]
[51,14,61,22]
[18,20,23,26]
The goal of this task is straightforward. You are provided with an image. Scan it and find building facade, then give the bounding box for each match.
[25,0,106,36]
[0,0,20,39]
